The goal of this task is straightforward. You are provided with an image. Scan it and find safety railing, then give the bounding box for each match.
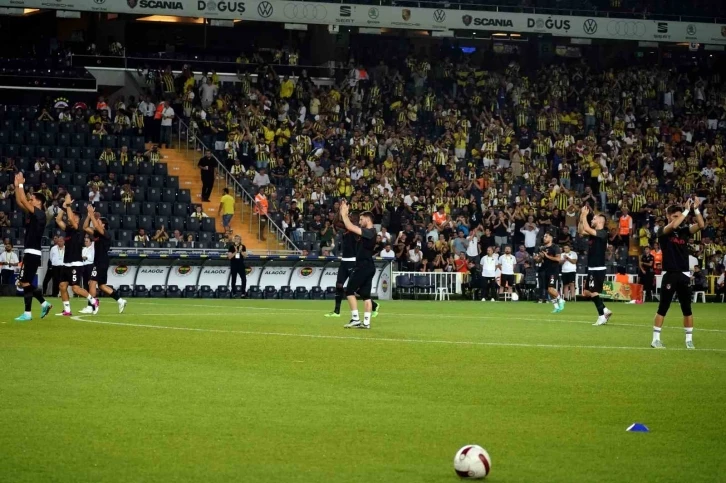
[393,271,464,298]
[173,118,301,255]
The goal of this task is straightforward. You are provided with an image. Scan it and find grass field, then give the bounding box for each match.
[1,297,726,483]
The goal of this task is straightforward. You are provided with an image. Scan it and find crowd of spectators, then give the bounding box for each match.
[140,50,726,290]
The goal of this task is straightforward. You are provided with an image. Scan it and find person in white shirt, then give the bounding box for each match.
[199,78,218,109]
[466,233,480,260]
[560,244,578,300]
[159,101,175,148]
[520,220,539,253]
[378,227,392,244]
[497,246,517,297]
[380,244,396,260]
[46,237,65,296]
[0,242,20,291]
[408,245,423,271]
[253,168,271,188]
[480,246,499,301]
[81,236,94,292]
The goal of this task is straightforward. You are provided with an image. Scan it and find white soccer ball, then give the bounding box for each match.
[510,292,519,301]
[454,445,492,479]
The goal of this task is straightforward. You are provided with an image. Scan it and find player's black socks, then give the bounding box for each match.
[108,290,120,301]
[334,291,343,314]
[592,296,605,316]
[372,300,379,312]
[32,287,46,304]
[23,286,33,312]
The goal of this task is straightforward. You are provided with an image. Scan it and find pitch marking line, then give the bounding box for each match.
[132,302,726,334]
[70,316,726,353]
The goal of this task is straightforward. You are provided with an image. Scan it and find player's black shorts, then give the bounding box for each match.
[545,270,560,289]
[19,253,41,284]
[500,274,515,288]
[90,265,108,286]
[336,261,356,286]
[345,264,375,299]
[657,271,693,317]
[561,272,576,285]
[60,266,82,287]
[586,270,606,293]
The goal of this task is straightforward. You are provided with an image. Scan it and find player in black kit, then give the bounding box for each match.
[652,198,704,349]
[79,205,127,314]
[54,194,99,316]
[537,232,565,314]
[579,205,613,326]
[338,200,377,329]
[639,246,655,301]
[325,212,379,318]
[13,173,52,321]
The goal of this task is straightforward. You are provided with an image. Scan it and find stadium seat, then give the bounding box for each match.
[396,274,415,299]
[201,217,215,232]
[173,203,188,216]
[133,285,149,298]
[178,190,191,203]
[123,162,138,175]
[263,285,277,299]
[141,202,156,216]
[126,202,140,216]
[155,216,168,230]
[154,163,168,176]
[278,285,294,299]
[139,162,154,175]
[199,285,214,299]
[183,285,198,298]
[118,285,133,298]
[247,286,263,299]
[166,285,182,298]
[215,285,231,298]
[149,285,166,298]
[413,275,434,298]
[162,189,176,203]
[147,187,161,203]
[157,202,172,216]
[309,286,324,300]
[109,201,125,215]
[293,287,309,299]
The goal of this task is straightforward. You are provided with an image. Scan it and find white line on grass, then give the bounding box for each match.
[69,316,726,353]
[132,302,726,334]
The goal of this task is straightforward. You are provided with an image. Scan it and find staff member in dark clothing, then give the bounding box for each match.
[198,151,216,202]
[228,235,247,298]
[651,198,705,350]
[325,212,379,318]
[339,201,377,329]
[639,246,655,301]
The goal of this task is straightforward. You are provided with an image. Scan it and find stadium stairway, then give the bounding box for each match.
[161,147,282,253]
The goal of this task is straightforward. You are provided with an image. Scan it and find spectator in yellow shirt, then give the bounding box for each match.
[280,76,294,99]
[218,188,235,231]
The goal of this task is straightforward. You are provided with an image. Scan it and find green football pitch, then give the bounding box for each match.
[1,297,725,483]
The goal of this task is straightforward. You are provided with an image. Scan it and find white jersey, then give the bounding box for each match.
[481,254,499,278]
[561,251,578,273]
[498,254,516,275]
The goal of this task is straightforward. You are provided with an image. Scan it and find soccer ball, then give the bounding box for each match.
[454,445,492,479]
[510,292,519,301]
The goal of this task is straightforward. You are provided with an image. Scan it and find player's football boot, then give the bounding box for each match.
[92,299,100,315]
[651,340,666,349]
[344,320,362,328]
[56,311,72,317]
[593,316,608,326]
[358,324,371,330]
[79,306,94,314]
[685,341,695,350]
[558,299,566,311]
[603,308,613,320]
[40,302,52,319]
[118,299,127,314]
[14,313,32,322]
[372,303,380,318]
[324,312,340,318]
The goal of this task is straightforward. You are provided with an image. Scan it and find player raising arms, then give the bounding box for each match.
[54,194,99,316]
[325,211,379,318]
[79,205,127,314]
[538,232,565,313]
[338,200,377,329]
[579,205,613,326]
[12,173,53,321]
[651,198,704,349]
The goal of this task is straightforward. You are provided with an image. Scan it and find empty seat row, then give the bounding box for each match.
[0,158,167,176]
[0,144,148,160]
[0,131,145,150]
[46,214,217,233]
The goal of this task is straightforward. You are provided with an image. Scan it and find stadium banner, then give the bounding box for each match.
[104,254,393,298]
[2,0,726,45]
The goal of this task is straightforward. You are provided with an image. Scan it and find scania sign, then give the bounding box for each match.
[128,0,183,9]
[462,15,513,28]
[198,1,245,13]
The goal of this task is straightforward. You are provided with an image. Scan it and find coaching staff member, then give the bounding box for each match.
[228,235,247,297]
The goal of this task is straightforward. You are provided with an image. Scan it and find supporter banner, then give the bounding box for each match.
[2,0,726,45]
[602,281,643,302]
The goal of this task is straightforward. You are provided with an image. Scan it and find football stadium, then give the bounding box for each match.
[1,0,726,481]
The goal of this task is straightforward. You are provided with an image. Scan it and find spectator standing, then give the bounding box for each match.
[159,100,175,149]
[198,151,216,202]
[81,236,94,291]
[45,236,64,296]
[254,190,268,241]
[219,188,235,231]
[480,246,499,302]
[0,242,19,295]
[521,220,539,254]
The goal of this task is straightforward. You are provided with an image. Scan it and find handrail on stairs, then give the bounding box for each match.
[173,118,301,254]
